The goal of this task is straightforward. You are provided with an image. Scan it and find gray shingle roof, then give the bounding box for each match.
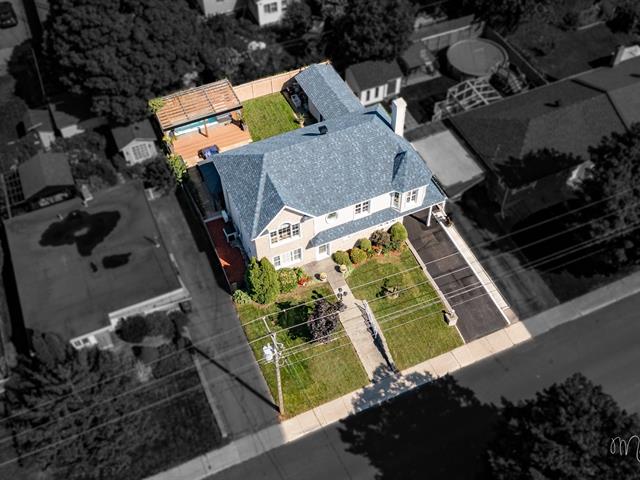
[18,152,74,199]
[212,104,438,240]
[111,119,157,150]
[307,181,445,247]
[295,64,364,120]
[346,60,403,92]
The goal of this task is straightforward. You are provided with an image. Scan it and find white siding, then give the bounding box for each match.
[198,0,241,16]
[251,0,292,25]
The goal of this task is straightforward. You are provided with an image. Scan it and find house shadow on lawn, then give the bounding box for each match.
[340,368,498,480]
[275,290,329,341]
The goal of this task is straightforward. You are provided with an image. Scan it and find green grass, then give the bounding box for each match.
[242,93,301,142]
[347,249,463,370]
[237,283,368,417]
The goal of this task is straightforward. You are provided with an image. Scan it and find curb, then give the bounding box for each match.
[146,270,640,480]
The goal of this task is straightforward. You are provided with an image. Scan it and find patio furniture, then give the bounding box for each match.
[223,224,237,243]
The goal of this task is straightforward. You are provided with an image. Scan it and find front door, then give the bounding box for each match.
[318,243,331,259]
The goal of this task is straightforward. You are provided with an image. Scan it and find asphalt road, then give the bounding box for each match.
[210,291,640,480]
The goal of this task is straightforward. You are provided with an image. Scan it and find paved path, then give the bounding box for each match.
[405,213,507,341]
[326,269,392,381]
[146,258,640,480]
[150,193,278,439]
[208,289,640,480]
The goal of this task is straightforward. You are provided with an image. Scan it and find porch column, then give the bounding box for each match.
[426,204,433,227]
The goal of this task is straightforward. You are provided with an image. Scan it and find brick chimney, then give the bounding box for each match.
[391,97,407,137]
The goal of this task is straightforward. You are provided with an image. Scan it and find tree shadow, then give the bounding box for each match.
[340,369,498,479]
[275,301,312,341]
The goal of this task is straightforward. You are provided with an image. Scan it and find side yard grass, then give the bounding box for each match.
[237,283,368,417]
[347,249,463,370]
[242,93,300,142]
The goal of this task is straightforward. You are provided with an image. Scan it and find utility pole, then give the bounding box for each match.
[263,330,285,416]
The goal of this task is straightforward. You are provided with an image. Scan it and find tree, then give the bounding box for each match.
[44,0,200,124]
[116,315,148,343]
[488,373,640,479]
[246,257,264,303]
[141,155,175,193]
[307,299,344,342]
[4,332,160,479]
[607,0,640,33]
[462,0,533,34]
[577,124,640,267]
[327,0,415,68]
[281,0,313,39]
[259,257,281,304]
[389,222,408,250]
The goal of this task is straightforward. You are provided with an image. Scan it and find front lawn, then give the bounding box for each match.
[242,93,301,142]
[347,249,463,370]
[237,284,368,417]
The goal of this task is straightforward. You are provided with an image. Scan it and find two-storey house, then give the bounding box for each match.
[202,64,446,268]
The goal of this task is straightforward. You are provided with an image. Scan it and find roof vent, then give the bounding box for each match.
[318,125,328,135]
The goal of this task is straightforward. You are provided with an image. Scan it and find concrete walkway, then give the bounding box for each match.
[145,267,640,480]
[326,268,392,381]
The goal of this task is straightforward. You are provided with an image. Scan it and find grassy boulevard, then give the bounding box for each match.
[347,249,463,370]
[236,284,368,417]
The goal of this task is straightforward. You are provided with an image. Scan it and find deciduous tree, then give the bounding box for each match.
[488,373,640,479]
[44,0,199,124]
[307,299,343,342]
[4,332,160,479]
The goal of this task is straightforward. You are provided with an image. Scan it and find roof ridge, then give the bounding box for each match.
[250,162,270,238]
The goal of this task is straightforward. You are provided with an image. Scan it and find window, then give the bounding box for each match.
[354,200,370,216]
[391,192,401,210]
[82,337,91,345]
[72,339,83,348]
[405,189,419,205]
[132,143,149,161]
[364,89,371,102]
[326,212,338,223]
[273,248,302,268]
[269,222,300,244]
[318,243,330,257]
[264,2,278,13]
[282,0,288,8]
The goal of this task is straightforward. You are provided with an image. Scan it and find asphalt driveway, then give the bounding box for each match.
[405,211,507,342]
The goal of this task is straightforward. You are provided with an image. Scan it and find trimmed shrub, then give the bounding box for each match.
[293,267,306,282]
[370,229,391,248]
[232,289,252,304]
[116,315,148,343]
[332,250,351,266]
[145,311,177,338]
[389,222,408,250]
[357,238,372,252]
[278,268,298,293]
[259,257,280,304]
[380,276,402,299]
[349,247,367,264]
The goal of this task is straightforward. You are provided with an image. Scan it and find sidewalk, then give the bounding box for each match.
[146,268,640,480]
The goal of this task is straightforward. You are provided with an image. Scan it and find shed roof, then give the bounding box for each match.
[18,152,74,200]
[346,60,403,91]
[5,182,182,340]
[155,79,241,131]
[211,105,438,240]
[111,119,157,150]
[295,63,364,119]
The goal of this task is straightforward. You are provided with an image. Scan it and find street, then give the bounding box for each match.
[210,291,640,479]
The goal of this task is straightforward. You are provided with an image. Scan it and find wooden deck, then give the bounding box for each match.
[173,123,252,167]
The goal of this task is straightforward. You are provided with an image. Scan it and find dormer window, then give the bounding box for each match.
[270,222,300,244]
[391,192,401,210]
[326,212,338,224]
[405,189,419,205]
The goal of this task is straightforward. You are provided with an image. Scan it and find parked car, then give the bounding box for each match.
[0,2,17,28]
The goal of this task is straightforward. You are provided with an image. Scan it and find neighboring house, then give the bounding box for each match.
[197,0,243,16]
[4,182,190,350]
[48,94,107,139]
[22,107,55,150]
[201,64,446,268]
[154,79,251,168]
[248,0,294,25]
[18,152,76,209]
[345,60,403,107]
[448,54,640,219]
[111,119,159,166]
